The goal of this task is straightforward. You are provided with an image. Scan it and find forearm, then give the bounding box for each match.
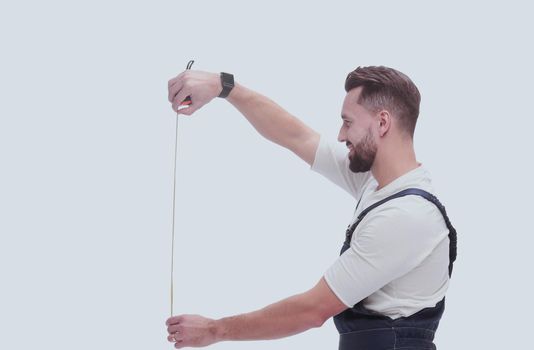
[214,292,323,342]
[226,83,316,151]
[165,278,344,347]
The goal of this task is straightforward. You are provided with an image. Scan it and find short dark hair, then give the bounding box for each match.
[345,66,421,137]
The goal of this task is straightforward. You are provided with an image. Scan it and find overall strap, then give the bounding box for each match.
[344,188,457,277]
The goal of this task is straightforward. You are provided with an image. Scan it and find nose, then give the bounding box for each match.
[337,126,345,143]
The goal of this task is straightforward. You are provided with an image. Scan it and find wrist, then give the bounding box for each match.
[218,72,235,98]
[225,82,244,104]
[213,317,228,342]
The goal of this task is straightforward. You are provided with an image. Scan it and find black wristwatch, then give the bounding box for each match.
[218,72,234,98]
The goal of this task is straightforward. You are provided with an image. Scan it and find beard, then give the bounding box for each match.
[348,128,377,173]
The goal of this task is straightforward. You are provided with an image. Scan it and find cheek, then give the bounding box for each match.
[348,128,363,143]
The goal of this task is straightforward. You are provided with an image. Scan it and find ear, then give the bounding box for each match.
[377,110,392,137]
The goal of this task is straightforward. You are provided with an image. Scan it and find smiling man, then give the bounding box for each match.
[166,65,457,350]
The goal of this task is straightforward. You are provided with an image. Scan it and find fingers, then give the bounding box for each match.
[167,331,183,342]
[168,334,185,348]
[166,315,184,326]
[167,324,181,334]
[168,334,178,342]
[165,314,215,349]
[168,70,213,115]
[168,72,194,113]
[166,320,183,344]
[166,322,184,348]
[171,90,193,113]
[168,72,187,102]
[168,71,194,102]
[176,101,199,116]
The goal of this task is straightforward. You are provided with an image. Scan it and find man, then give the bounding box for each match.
[165,65,456,349]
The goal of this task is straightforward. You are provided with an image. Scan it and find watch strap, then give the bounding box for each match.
[218,72,234,98]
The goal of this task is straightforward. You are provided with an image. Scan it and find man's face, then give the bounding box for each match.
[338,87,378,173]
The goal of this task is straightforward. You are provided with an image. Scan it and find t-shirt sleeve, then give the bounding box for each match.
[323,201,448,307]
[310,135,372,199]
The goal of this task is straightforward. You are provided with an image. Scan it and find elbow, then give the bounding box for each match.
[310,311,329,329]
[308,300,346,329]
[314,318,327,329]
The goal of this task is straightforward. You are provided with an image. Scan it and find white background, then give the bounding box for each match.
[1,1,533,349]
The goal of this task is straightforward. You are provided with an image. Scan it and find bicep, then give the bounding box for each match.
[304,277,348,325]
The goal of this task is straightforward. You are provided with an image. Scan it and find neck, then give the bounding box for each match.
[371,138,419,191]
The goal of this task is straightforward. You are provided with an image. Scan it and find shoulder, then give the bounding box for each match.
[356,195,445,243]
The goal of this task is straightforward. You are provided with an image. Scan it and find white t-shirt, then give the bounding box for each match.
[311,136,450,320]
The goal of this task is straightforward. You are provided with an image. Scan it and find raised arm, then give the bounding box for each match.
[226,83,319,166]
[168,70,320,166]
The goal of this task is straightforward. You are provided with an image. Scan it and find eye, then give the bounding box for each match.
[343,120,352,127]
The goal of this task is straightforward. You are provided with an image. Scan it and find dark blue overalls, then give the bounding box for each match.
[334,188,458,350]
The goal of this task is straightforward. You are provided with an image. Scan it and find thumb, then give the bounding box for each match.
[178,101,201,116]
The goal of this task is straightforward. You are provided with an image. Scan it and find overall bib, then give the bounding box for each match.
[334,188,458,350]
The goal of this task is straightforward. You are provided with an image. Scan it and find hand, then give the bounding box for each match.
[168,70,221,115]
[166,314,219,348]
